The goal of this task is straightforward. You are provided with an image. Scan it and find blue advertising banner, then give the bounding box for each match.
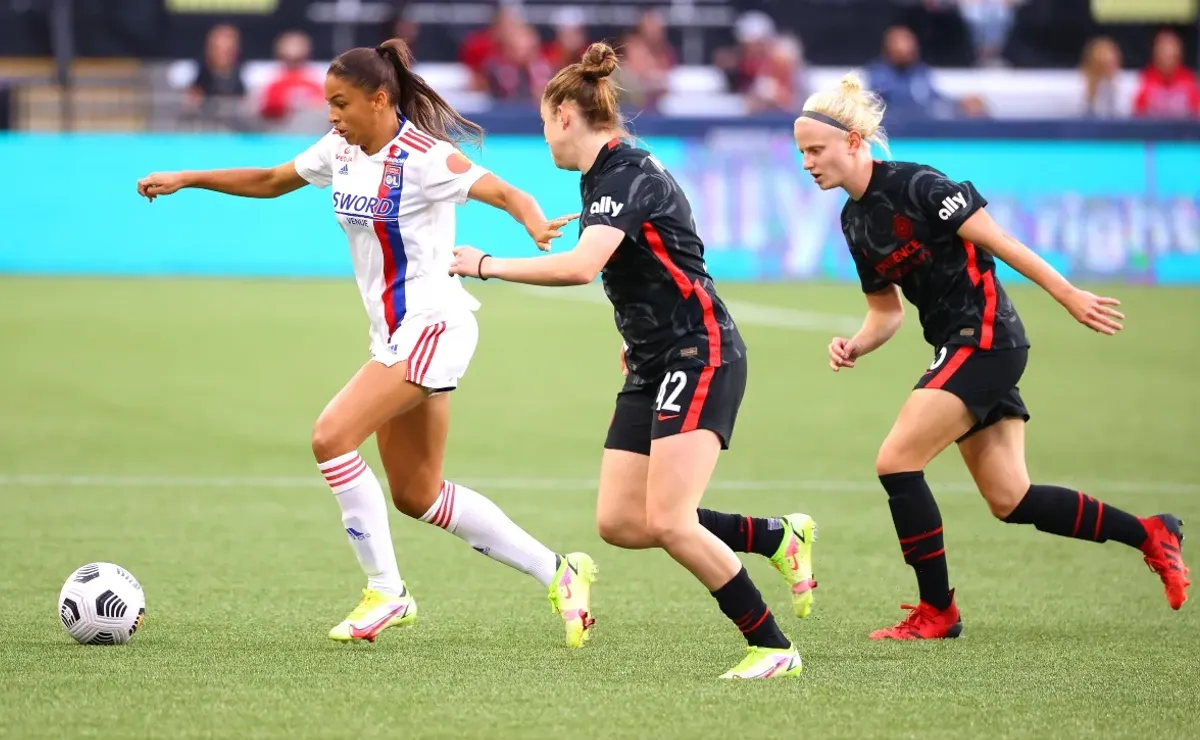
[0,132,1197,283]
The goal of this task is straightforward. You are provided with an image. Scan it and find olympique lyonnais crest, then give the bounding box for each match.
[893,213,914,240]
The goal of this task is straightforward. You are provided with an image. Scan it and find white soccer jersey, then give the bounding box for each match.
[293,119,488,349]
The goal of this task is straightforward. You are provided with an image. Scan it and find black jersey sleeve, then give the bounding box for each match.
[851,247,891,294]
[579,161,664,238]
[907,167,987,234]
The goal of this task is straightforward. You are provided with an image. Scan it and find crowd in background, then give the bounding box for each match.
[182,3,1200,132]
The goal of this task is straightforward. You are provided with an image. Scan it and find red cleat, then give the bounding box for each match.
[1140,514,1190,610]
[869,590,963,641]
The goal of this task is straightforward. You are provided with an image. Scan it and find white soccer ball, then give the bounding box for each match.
[57,562,146,645]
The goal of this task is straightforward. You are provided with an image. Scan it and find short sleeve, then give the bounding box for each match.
[851,247,890,294]
[907,168,987,234]
[418,142,490,205]
[293,130,339,189]
[580,162,661,239]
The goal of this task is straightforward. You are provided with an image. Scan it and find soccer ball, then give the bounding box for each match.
[57,562,146,645]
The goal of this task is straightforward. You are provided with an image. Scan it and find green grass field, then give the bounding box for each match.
[1,277,1197,739]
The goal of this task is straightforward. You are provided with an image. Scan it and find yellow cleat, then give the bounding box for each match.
[769,513,818,618]
[328,587,416,643]
[719,646,803,679]
[547,552,597,648]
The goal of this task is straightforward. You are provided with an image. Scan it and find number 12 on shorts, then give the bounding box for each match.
[655,371,688,418]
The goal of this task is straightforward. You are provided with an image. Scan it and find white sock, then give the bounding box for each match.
[421,480,559,587]
[319,452,404,597]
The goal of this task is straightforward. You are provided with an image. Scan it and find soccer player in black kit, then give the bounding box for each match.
[451,43,815,678]
[792,73,1190,640]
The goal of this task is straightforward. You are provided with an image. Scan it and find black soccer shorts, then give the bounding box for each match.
[605,358,748,456]
[915,345,1031,440]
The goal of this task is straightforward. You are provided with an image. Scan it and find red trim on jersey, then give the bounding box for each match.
[607,137,621,150]
[979,271,997,350]
[681,367,715,433]
[404,128,436,148]
[642,222,724,371]
[398,133,431,153]
[925,346,974,390]
[374,145,402,331]
[963,240,997,350]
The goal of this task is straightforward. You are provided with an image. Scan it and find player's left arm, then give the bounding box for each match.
[450,225,622,286]
[957,209,1125,335]
[465,171,577,252]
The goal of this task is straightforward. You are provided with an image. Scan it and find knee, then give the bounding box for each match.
[982,484,1029,520]
[311,417,353,462]
[596,512,647,549]
[875,444,916,477]
[644,510,691,550]
[388,474,441,519]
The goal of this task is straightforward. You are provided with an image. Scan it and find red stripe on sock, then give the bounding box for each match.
[321,455,362,477]
[918,547,946,561]
[435,482,456,529]
[899,526,943,545]
[733,609,755,627]
[742,610,770,634]
[1072,492,1085,537]
[744,518,754,553]
[325,459,367,487]
[1093,500,1104,541]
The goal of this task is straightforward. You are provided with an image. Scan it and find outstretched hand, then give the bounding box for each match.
[1063,289,1124,335]
[136,172,187,202]
[528,213,580,251]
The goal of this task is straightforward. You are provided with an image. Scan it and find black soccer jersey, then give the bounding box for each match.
[840,160,1028,351]
[580,139,746,383]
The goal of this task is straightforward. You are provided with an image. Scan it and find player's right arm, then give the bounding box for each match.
[830,285,904,372]
[137,130,336,202]
[137,162,307,201]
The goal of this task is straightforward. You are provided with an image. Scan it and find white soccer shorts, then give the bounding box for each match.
[370,309,479,393]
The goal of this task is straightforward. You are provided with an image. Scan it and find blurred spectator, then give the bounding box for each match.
[868,26,986,120]
[745,34,806,114]
[1133,30,1200,119]
[484,24,552,105]
[185,24,245,112]
[382,5,420,51]
[868,26,953,119]
[259,31,324,123]
[957,0,1024,67]
[460,7,525,93]
[618,34,668,113]
[714,11,776,94]
[542,7,588,70]
[1080,36,1124,119]
[632,9,677,72]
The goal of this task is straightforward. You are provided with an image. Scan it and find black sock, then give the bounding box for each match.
[1003,485,1148,548]
[697,509,786,557]
[880,471,953,611]
[711,567,790,649]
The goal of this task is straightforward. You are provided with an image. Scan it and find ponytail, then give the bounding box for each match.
[330,38,484,146]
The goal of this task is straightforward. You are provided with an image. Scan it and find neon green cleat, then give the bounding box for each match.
[328,587,417,643]
[720,645,803,679]
[769,513,818,618]
[547,552,597,648]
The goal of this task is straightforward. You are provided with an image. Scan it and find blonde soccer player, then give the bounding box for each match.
[792,72,1189,640]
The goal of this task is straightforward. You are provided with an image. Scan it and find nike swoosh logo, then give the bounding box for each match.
[350,603,407,638]
[657,414,679,421]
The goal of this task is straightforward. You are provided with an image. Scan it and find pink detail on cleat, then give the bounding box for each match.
[348,603,409,643]
[791,578,817,596]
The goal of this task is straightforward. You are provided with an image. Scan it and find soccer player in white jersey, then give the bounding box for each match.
[136,39,597,648]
